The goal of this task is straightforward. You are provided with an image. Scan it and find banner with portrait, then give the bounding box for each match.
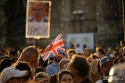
[26,0,51,38]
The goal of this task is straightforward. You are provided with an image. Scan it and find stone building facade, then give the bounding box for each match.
[0,0,124,49]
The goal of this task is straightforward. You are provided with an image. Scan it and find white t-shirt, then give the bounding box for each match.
[96,80,102,83]
[75,47,83,53]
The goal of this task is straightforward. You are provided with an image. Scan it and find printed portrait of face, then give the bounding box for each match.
[29,2,47,22]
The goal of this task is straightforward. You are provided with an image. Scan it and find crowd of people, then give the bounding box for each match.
[0,40,125,83]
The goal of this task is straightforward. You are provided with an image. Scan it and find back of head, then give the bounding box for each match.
[19,46,38,60]
[33,72,49,80]
[0,58,13,72]
[67,49,75,54]
[50,74,58,83]
[8,50,16,56]
[77,44,80,47]
[13,61,32,81]
[35,67,44,74]
[71,54,90,77]
[59,58,70,70]
[98,47,105,54]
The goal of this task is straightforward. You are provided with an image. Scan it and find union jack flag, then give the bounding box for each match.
[41,33,65,61]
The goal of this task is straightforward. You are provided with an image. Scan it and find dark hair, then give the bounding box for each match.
[71,55,90,77]
[76,53,82,55]
[77,44,80,47]
[120,56,125,63]
[0,58,13,72]
[35,67,44,74]
[14,61,32,82]
[39,56,48,67]
[50,74,58,83]
[98,48,105,54]
[91,54,97,59]
[8,50,16,56]
[113,57,122,64]
[58,70,74,82]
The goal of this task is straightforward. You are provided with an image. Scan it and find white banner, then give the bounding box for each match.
[66,33,94,49]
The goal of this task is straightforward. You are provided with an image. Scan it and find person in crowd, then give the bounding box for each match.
[38,56,48,71]
[96,56,113,83]
[106,47,114,58]
[91,54,98,59]
[82,48,91,58]
[48,57,54,65]
[18,46,38,68]
[0,58,13,74]
[97,47,105,59]
[119,40,125,54]
[58,70,75,83]
[0,67,28,83]
[109,63,125,83]
[8,50,17,63]
[90,58,103,83]
[83,44,87,51]
[112,49,120,59]
[67,54,92,83]
[0,49,9,59]
[59,58,70,71]
[87,54,98,64]
[33,72,49,83]
[46,53,64,76]
[113,56,122,65]
[70,44,74,49]
[90,48,104,83]
[93,46,102,57]
[120,56,125,63]
[87,56,94,64]
[75,44,83,54]
[13,61,32,82]
[50,74,58,83]
[34,67,45,75]
[66,49,76,60]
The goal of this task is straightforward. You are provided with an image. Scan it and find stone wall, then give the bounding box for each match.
[0,0,124,49]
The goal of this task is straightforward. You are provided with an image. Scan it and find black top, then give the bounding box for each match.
[81,77,93,83]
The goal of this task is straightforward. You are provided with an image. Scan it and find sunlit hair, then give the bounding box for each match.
[18,46,38,60]
[66,49,76,54]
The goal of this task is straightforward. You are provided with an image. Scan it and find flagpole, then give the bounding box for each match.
[35,37,40,48]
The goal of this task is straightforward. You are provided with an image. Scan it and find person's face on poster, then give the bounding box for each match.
[31,2,47,22]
